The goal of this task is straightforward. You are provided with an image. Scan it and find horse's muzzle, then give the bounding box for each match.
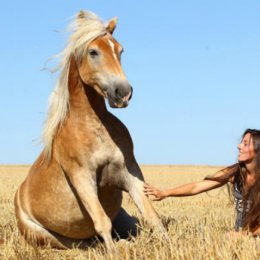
[107,86,133,108]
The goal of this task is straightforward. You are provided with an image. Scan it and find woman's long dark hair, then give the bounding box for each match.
[241,129,260,232]
[205,129,260,232]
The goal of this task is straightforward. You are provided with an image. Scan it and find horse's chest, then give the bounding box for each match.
[91,143,126,188]
[90,129,125,165]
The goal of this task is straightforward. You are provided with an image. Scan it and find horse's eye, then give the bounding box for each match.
[89,49,98,57]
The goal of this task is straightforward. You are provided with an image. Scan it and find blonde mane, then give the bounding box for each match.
[42,11,107,162]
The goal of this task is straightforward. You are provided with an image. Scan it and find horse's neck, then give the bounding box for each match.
[68,56,108,121]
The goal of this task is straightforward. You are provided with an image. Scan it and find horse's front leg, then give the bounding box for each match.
[65,167,115,252]
[121,162,167,235]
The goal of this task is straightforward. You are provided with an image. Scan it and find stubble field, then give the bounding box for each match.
[0,165,260,260]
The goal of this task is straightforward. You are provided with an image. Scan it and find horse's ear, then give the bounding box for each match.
[106,17,118,34]
[78,10,86,21]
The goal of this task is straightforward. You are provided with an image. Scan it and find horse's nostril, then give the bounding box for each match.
[115,88,120,97]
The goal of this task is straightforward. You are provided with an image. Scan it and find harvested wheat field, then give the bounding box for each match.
[0,165,260,260]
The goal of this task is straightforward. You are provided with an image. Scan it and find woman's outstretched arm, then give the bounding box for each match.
[143,170,232,201]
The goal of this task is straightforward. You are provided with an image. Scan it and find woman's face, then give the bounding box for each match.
[237,133,256,163]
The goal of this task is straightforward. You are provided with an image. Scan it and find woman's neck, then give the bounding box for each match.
[244,160,256,188]
[245,160,256,176]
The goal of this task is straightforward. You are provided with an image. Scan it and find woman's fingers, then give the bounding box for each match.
[144,183,153,189]
[153,197,162,201]
[143,187,153,192]
[144,190,156,195]
[226,231,240,238]
[143,183,155,193]
[143,183,164,200]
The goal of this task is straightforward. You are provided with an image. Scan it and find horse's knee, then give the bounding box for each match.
[93,215,116,252]
[93,215,112,236]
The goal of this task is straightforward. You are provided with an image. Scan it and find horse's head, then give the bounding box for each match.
[77,11,132,108]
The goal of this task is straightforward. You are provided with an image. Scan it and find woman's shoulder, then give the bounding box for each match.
[221,163,240,184]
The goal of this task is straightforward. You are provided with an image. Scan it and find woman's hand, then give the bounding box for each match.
[226,231,241,238]
[143,183,167,201]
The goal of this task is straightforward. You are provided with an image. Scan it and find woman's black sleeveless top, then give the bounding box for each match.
[234,182,251,231]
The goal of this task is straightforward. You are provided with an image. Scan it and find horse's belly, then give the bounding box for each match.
[32,187,122,239]
[49,214,97,239]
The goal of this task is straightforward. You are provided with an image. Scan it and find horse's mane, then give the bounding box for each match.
[42,11,107,162]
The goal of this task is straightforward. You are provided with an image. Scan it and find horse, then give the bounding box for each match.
[14,10,166,252]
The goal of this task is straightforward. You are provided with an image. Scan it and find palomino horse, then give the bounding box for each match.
[15,10,165,252]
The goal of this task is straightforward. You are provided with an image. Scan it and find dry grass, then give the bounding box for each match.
[0,165,260,260]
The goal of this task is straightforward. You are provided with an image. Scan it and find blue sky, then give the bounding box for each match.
[1,0,259,165]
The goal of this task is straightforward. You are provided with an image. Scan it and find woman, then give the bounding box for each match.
[144,129,260,237]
